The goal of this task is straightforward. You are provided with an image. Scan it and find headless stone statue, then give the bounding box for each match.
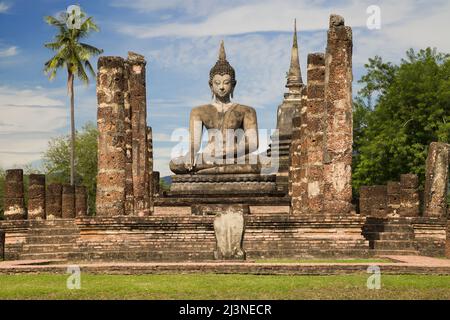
[170,41,261,175]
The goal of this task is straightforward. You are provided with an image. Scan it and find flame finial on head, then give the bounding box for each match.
[209,40,236,87]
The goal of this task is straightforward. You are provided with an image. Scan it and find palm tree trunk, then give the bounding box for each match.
[68,70,75,186]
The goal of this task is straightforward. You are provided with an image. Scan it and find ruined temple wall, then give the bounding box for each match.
[323,15,353,213]
[96,57,127,216]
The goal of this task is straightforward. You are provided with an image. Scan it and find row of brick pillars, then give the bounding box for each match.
[96,52,154,216]
[3,169,87,220]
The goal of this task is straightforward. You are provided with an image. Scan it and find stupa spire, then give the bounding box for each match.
[286,19,303,89]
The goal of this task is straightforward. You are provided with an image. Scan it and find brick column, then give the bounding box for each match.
[62,185,75,218]
[127,52,150,216]
[75,186,88,217]
[305,53,326,213]
[96,56,127,216]
[4,169,25,220]
[28,174,46,220]
[399,174,420,217]
[424,142,449,217]
[46,183,62,219]
[323,15,353,213]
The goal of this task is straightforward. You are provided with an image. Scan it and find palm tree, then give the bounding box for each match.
[44,8,103,185]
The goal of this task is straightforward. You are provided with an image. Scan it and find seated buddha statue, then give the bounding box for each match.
[170,41,261,175]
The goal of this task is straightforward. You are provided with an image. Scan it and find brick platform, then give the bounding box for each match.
[1,213,369,261]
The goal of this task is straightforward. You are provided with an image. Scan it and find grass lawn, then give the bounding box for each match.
[0,274,449,300]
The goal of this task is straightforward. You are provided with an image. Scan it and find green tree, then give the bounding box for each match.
[44,6,103,186]
[43,122,98,215]
[353,48,450,195]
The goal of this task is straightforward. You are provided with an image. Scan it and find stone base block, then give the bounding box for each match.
[170,174,278,195]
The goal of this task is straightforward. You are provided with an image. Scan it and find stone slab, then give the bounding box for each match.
[214,209,246,260]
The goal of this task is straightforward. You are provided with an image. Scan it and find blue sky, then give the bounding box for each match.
[1,0,450,176]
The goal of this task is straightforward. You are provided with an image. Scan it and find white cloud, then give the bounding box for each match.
[115,0,425,39]
[0,86,69,169]
[0,2,10,13]
[0,46,18,58]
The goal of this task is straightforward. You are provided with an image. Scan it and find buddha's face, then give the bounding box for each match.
[211,74,233,99]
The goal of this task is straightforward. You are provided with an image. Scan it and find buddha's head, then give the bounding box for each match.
[209,41,236,100]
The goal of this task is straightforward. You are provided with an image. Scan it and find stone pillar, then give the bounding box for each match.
[387,181,401,215]
[96,56,127,216]
[399,174,420,217]
[62,185,75,218]
[358,186,387,217]
[424,142,449,217]
[0,230,4,261]
[75,186,88,217]
[305,53,326,213]
[127,52,150,216]
[46,183,62,219]
[4,169,26,220]
[27,174,46,220]
[323,14,353,213]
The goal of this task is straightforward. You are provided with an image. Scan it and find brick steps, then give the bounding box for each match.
[363,218,420,256]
